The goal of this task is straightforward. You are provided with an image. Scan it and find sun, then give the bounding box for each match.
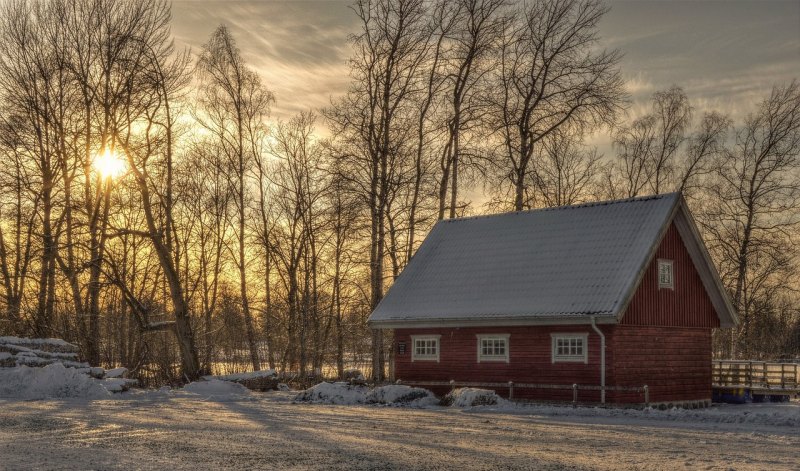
[94,148,126,180]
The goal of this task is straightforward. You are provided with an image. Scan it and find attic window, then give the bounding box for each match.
[411,335,440,362]
[658,259,674,289]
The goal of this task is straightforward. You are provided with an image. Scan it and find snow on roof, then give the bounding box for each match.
[369,193,734,327]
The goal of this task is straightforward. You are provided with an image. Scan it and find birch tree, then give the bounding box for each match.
[196,25,275,371]
[700,82,800,358]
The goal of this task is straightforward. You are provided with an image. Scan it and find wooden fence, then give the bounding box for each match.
[712,360,799,393]
[397,379,649,406]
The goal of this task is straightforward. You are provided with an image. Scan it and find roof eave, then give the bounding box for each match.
[613,193,682,322]
[613,194,738,328]
[368,315,619,330]
[671,199,739,327]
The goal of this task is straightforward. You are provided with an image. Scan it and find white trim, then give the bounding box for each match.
[551,333,588,364]
[369,315,618,329]
[476,334,510,363]
[410,335,441,362]
[672,205,739,327]
[658,258,674,290]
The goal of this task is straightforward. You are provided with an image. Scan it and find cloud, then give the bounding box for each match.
[170,0,798,131]
[171,0,358,122]
[602,0,800,121]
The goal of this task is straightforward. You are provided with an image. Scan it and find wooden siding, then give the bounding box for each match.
[395,324,712,403]
[621,222,720,328]
[395,326,606,402]
[608,325,712,403]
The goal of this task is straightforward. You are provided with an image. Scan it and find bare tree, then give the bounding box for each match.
[532,128,603,207]
[108,1,202,380]
[609,86,699,198]
[196,25,275,371]
[327,0,430,381]
[700,82,800,358]
[677,111,730,195]
[437,0,506,219]
[491,0,624,211]
[0,115,37,334]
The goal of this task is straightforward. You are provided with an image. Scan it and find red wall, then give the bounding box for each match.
[391,222,717,403]
[621,223,719,328]
[394,326,607,402]
[608,325,712,403]
[394,324,711,403]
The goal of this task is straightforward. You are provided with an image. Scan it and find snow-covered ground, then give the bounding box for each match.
[0,390,797,470]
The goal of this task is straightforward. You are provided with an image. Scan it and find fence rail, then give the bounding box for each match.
[397,379,649,406]
[712,360,799,392]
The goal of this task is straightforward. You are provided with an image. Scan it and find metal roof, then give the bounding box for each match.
[368,193,737,328]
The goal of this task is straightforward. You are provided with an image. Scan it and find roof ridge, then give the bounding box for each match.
[442,192,680,224]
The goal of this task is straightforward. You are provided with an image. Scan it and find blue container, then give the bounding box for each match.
[712,387,752,404]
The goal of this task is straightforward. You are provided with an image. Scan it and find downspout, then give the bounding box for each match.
[590,316,606,404]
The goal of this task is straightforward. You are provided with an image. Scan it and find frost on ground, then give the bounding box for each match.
[494,400,800,428]
[0,396,797,471]
[181,379,256,401]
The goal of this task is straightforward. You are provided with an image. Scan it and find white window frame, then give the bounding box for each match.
[476,334,510,363]
[411,335,441,362]
[658,258,674,290]
[551,333,588,364]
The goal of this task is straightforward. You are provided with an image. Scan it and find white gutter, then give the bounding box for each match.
[590,316,606,404]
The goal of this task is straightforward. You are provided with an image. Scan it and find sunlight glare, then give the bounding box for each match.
[94,148,126,179]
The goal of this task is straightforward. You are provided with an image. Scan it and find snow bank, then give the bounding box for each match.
[294,382,369,405]
[182,379,254,401]
[366,385,438,406]
[295,382,439,406]
[442,388,507,407]
[0,363,111,400]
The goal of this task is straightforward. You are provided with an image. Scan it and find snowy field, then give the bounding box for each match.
[0,390,798,470]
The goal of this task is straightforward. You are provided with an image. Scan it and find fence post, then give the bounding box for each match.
[781,364,786,389]
[449,379,455,393]
[508,381,514,400]
[572,383,578,407]
[643,385,649,408]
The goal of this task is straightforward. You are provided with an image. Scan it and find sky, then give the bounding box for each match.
[170,0,800,131]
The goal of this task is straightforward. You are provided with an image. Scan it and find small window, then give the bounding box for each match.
[658,259,674,289]
[411,335,440,362]
[551,333,588,363]
[476,334,510,363]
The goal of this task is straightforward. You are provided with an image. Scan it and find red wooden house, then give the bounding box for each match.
[368,193,738,405]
